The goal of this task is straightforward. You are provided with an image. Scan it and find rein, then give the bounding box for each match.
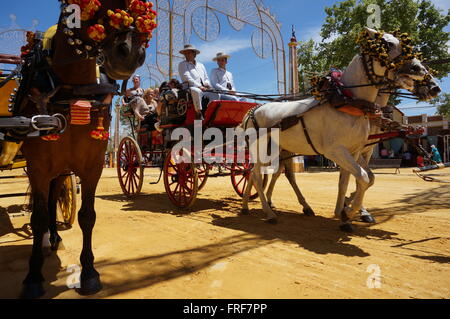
[413,163,450,184]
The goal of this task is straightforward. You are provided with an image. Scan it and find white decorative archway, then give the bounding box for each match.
[153,0,286,94]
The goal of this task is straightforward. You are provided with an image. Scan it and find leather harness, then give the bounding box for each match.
[245,104,323,155]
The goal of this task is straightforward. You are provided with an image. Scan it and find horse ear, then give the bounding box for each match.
[364,27,378,38]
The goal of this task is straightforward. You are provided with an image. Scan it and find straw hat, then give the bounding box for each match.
[179,44,200,55]
[213,52,231,61]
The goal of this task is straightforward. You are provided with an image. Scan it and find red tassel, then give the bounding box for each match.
[90,116,109,141]
[41,134,60,141]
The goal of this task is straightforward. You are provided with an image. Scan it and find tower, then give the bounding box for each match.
[288,26,299,94]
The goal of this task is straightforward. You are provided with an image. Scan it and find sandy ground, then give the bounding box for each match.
[0,167,449,299]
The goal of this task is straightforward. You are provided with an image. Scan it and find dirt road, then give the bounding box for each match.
[1,167,449,299]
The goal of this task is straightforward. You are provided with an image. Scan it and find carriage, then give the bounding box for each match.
[0,54,77,225]
[117,88,269,208]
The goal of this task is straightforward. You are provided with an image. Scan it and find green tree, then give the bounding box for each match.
[432,93,450,116]
[298,0,450,98]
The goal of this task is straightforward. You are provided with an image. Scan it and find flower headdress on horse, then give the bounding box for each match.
[25,1,158,141]
[62,0,157,48]
[309,29,435,101]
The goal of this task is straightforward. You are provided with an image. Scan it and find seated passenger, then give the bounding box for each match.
[210,52,246,102]
[144,88,158,114]
[178,44,220,118]
[122,74,149,121]
[141,87,164,132]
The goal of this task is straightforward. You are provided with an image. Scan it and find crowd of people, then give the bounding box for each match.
[379,144,443,168]
[121,43,245,133]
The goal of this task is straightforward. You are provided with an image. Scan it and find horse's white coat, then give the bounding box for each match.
[240,29,429,226]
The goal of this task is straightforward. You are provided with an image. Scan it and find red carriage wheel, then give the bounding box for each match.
[196,163,210,191]
[230,162,268,200]
[163,148,199,208]
[117,137,144,198]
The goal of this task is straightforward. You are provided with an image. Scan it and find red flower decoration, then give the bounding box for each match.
[87,24,106,42]
[68,0,102,21]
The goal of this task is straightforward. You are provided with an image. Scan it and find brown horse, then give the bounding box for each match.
[18,0,148,298]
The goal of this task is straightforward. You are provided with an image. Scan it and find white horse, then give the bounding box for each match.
[239,28,430,231]
[334,75,441,221]
[263,74,440,224]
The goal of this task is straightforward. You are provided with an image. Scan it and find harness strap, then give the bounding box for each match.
[61,82,119,96]
[249,106,260,131]
[299,116,321,155]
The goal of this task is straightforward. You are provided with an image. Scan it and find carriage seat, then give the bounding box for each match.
[203,101,258,128]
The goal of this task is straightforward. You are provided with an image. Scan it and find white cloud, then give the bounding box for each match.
[195,38,251,63]
[298,26,338,44]
[299,26,322,43]
[430,0,450,11]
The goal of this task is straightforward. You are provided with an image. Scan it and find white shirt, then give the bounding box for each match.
[178,60,211,88]
[210,67,236,91]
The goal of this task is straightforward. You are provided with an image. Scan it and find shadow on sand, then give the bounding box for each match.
[0,244,64,299]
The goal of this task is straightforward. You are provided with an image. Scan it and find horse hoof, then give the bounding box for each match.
[360,214,376,224]
[265,218,278,225]
[20,282,45,299]
[340,223,354,233]
[268,202,275,209]
[303,208,315,217]
[76,276,102,296]
[241,208,250,215]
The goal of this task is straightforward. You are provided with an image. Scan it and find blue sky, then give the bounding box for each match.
[0,0,448,116]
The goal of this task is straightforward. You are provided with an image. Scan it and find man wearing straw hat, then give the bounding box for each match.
[178,44,219,118]
[211,52,245,102]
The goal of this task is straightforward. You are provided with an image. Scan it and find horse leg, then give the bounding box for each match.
[356,154,376,223]
[75,170,102,296]
[344,154,376,223]
[326,148,371,232]
[241,173,253,215]
[284,158,315,216]
[20,176,50,299]
[48,176,66,251]
[266,165,284,209]
[252,163,277,223]
[334,169,351,219]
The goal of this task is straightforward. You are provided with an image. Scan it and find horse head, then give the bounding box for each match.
[360,28,438,97]
[413,76,442,101]
[57,0,156,80]
[98,0,150,80]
